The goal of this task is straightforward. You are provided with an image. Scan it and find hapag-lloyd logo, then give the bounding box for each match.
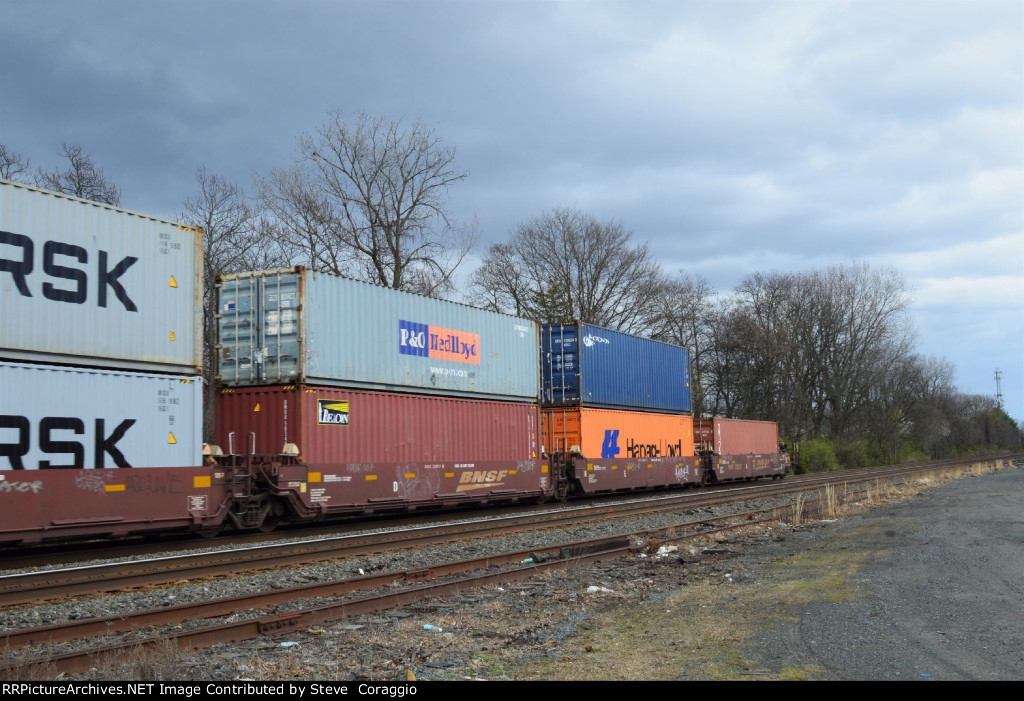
[399,320,480,365]
[582,333,610,348]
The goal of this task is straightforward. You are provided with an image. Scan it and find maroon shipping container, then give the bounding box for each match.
[694,418,779,455]
[215,385,539,464]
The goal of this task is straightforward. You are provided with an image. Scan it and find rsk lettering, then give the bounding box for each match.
[0,415,135,469]
[0,231,138,311]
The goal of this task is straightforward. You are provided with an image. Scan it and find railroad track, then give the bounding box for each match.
[1,455,1016,677]
[0,459,971,606]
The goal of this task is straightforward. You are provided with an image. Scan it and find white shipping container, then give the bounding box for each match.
[0,361,203,469]
[0,179,203,374]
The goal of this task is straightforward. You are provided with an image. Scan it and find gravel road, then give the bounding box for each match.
[756,465,1024,680]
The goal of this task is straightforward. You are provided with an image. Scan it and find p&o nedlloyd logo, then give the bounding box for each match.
[582,333,610,348]
[399,319,480,365]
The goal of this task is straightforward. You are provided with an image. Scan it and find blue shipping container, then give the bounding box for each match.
[540,322,691,413]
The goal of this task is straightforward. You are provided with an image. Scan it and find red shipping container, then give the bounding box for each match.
[215,385,539,464]
[694,418,779,455]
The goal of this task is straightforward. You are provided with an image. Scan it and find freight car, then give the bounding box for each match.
[0,430,786,543]
[0,187,786,544]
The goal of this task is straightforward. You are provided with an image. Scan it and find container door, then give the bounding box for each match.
[540,323,582,406]
[217,270,303,384]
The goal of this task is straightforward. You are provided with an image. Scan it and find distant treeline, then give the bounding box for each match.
[5,122,1020,468]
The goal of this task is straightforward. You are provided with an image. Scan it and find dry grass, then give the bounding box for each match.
[823,484,839,519]
[792,493,805,526]
[0,645,59,681]
[97,638,188,680]
[781,458,1012,529]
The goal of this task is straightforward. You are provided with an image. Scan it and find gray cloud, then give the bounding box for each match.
[2,0,1020,419]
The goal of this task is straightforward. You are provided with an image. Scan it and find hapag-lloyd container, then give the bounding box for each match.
[694,418,779,455]
[541,407,694,459]
[0,179,203,374]
[540,322,691,413]
[214,384,539,464]
[217,268,539,401]
[0,361,203,469]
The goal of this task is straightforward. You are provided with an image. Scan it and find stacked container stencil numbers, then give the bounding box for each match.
[0,179,204,470]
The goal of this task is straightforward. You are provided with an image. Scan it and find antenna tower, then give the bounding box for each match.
[994,368,1003,409]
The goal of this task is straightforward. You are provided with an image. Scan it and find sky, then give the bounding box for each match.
[2,0,1022,423]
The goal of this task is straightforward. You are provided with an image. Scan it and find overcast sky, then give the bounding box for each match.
[3,0,1022,422]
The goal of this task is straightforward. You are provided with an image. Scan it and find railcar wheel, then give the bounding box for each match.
[258,515,280,533]
[197,524,224,539]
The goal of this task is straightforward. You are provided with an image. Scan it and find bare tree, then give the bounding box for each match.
[180,166,288,440]
[34,143,120,205]
[649,271,716,416]
[468,206,666,332]
[0,143,30,182]
[703,263,914,453]
[257,111,476,297]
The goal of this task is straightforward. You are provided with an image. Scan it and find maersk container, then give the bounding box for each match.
[0,179,203,374]
[214,384,539,464]
[541,407,694,459]
[694,418,780,455]
[0,361,203,469]
[540,322,691,413]
[217,268,539,401]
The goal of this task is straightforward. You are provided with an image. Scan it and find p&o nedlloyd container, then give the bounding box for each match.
[0,179,203,375]
[217,268,539,401]
[0,361,203,470]
[540,322,691,413]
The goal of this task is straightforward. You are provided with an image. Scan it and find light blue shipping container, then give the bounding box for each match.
[0,179,203,375]
[217,268,539,401]
[540,322,691,413]
[0,361,203,470]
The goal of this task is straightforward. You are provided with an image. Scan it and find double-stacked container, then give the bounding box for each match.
[0,179,205,471]
[214,268,541,466]
[0,179,215,542]
[539,322,698,492]
[539,322,693,459]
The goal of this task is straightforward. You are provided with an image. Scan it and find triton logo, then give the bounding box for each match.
[317,400,349,426]
[582,334,610,348]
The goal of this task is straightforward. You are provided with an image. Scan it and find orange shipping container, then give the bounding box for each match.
[541,408,694,460]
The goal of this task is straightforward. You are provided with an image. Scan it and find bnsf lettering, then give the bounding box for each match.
[458,470,509,484]
[0,415,135,469]
[0,231,138,311]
